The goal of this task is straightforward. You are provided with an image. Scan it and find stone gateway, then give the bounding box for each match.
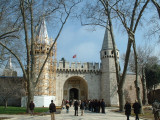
[1,19,142,107]
[29,19,120,107]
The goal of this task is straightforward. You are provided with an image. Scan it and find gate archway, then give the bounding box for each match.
[63,76,88,100]
[69,88,79,100]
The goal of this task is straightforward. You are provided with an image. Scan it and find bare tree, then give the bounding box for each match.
[0,0,23,68]
[80,0,124,111]
[145,0,160,43]
[110,0,150,113]
[0,77,25,108]
[0,0,81,112]
[122,45,159,105]
[80,0,150,112]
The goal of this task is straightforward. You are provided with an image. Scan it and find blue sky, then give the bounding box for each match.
[47,16,160,68]
[48,19,127,63]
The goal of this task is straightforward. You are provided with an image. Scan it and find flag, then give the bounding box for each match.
[73,54,76,58]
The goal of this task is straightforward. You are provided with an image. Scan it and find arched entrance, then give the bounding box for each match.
[69,88,79,100]
[63,76,88,100]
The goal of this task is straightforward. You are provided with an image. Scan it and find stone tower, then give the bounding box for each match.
[22,18,56,107]
[3,56,17,77]
[100,25,119,106]
[34,18,55,96]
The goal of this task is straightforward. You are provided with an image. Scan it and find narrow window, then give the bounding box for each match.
[104,51,106,55]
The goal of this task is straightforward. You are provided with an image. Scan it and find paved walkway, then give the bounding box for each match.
[0,107,151,120]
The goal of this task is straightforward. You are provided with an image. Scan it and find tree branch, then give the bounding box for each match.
[133,0,150,33]
[0,41,27,80]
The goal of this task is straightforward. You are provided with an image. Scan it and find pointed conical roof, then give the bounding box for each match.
[101,25,117,50]
[5,56,13,70]
[37,18,50,44]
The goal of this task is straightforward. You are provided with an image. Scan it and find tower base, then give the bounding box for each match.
[21,96,55,107]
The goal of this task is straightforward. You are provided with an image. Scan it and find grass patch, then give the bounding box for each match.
[0,106,49,114]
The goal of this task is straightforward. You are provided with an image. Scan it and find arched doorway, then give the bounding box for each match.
[69,88,79,100]
[63,76,88,100]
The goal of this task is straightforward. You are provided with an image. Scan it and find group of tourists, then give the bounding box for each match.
[62,99,106,116]
[28,99,160,120]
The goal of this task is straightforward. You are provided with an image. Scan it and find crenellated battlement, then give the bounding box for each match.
[55,61,100,72]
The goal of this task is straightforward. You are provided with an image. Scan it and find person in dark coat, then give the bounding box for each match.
[74,100,79,116]
[80,100,85,116]
[152,99,160,120]
[94,100,98,113]
[49,100,56,120]
[132,100,141,120]
[124,101,131,120]
[29,101,35,116]
[101,99,105,113]
[97,100,101,113]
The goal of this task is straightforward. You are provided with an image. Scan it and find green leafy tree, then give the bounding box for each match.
[145,63,160,91]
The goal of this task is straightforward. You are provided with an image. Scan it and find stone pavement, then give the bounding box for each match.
[0,107,151,120]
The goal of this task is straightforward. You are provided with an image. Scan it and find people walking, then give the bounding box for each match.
[29,101,35,116]
[80,100,85,116]
[74,100,79,116]
[132,100,141,120]
[49,100,56,120]
[101,99,106,113]
[66,102,70,113]
[124,101,131,120]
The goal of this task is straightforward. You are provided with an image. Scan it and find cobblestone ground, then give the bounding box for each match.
[0,107,151,120]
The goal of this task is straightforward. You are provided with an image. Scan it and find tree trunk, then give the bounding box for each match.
[5,100,7,109]
[118,87,124,111]
[106,1,122,111]
[27,78,35,113]
[142,67,148,105]
[118,36,133,111]
[132,38,143,114]
[153,85,156,101]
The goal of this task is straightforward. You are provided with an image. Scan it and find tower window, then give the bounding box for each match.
[104,51,106,55]
[117,52,118,55]
[111,50,113,54]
